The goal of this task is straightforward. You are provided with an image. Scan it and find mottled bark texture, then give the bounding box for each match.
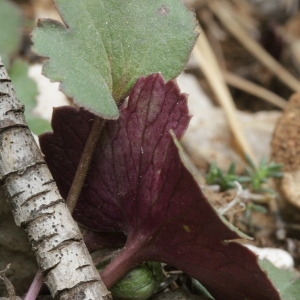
[0,58,111,300]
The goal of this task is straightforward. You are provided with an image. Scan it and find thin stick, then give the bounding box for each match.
[66,116,105,213]
[227,0,258,36]
[199,8,286,109]
[199,8,227,69]
[223,71,287,109]
[208,0,300,93]
[193,25,256,163]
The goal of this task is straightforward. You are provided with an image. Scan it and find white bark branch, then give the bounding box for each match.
[0,58,111,300]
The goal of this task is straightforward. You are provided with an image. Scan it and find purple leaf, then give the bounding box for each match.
[40,74,280,300]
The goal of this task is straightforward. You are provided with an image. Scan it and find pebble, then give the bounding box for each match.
[245,244,294,269]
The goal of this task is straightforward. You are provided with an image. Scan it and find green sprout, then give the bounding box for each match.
[206,162,250,191]
[206,157,283,193]
[245,155,283,193]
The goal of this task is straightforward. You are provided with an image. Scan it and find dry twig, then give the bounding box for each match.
[0,57,111,300]
[223,71,287,109]
[208,0,300,93]
[193,25,256,163]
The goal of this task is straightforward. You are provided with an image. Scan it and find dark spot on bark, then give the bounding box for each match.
[74,290,86,299]
[157,5,169,16]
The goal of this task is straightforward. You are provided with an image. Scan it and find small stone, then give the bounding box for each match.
[280,170,300,208]
[245,244,294,270]
[271,93,300,172]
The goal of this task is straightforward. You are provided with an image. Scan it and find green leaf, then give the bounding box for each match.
[191,278,215,299]
[259,259,300,300]
[9,60,51,135]
[26,117,52,136]
[32,0,197,119]
[0,0,22,67]
[245,154,257,171]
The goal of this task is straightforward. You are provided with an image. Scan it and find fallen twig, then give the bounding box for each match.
[0,57,111,300]
[193,25,256,163]
[208,0,300,93]
[223,71,287,109]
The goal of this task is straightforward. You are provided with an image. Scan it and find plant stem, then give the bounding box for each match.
[66,116,105,213]
[100,239,144,289]
[23,270,44,300]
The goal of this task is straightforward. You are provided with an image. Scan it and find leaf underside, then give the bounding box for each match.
[40,74,280,300]
[32,0,197,119]
[259,259,300,300]
[0,0,22,67]
[9,60,51,135]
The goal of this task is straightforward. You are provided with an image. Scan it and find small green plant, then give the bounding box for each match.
[245,156,283,193]
[206,162,249,191]
[206,157,283,193]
